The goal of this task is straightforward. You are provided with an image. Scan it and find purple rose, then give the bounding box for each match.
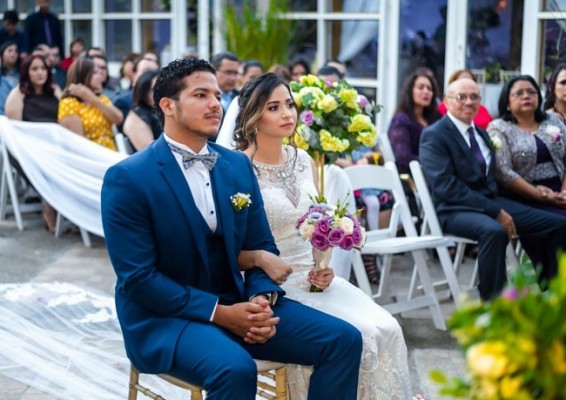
[340,235,355,250]
[311,231,330,251]
[300,110,316,127]
[552,133,562,143]
[317,218,331,233]
[501,286,518,301]
[351,227,362,246]
[358,95,369,108]
[328,228,345,246]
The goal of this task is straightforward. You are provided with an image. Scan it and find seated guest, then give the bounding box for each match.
[0,10,25,53]
[388,69,441,174]
[86,53,121,100]
[122,69,160,151]
[267,63,291,83]
[113,56,159,131]
[543,63,566,123]
[323,59,346,78]
[0,75,16,114]
[289,57,310,82]
[60,37,85,71]
[5,54,60,231]
[438,69,492,129]
[239,59,263,88]
[317,65,341,84]
[58,58,123,150]
[0,41,20,84]
[420,77,566,300]
[487,75,566,215]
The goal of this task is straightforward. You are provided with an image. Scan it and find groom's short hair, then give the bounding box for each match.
[153,58,216,128]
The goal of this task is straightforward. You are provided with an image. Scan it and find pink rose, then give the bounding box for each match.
[317,218,331,233]
[328,228,345,246]
[311,232,330,251]
[300,110,316,126]
[340,235,355,250]
[351,227,363,246]
[358,95,369,108]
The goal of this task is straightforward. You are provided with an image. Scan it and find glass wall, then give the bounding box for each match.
[398,0,447,92]
[466,0,524,83]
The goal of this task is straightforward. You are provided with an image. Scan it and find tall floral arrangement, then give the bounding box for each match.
[290,74,381,194]
[431,256,566,399]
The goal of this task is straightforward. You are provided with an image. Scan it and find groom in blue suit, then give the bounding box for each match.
[101,58,362,400]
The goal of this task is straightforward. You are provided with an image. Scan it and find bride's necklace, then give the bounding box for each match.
[253,146,306,208]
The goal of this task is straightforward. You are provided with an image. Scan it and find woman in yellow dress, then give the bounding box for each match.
[58,58,123,150]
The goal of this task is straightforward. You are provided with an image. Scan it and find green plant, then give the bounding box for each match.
[431,255,566,399]
[224,0,294,68]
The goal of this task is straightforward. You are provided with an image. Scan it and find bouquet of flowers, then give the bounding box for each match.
[431,256,566,399]
[289,74,381,163]
[296,195,366,292]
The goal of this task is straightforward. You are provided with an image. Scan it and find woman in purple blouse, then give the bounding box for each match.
[388,69,441,174]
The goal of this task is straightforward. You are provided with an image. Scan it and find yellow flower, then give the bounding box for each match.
[477,378,499,400]
[293,92,302,108]
[339,88,357,103]
[230,193,252,212]
[500,376,523,399]
[357,130,378,147]
[318,95,338,113]
[299,74,322,87]
[320,129,349,152]
[550,340,566,374]
[293,132,309,150]
[467,341,509,379]
[298,86,325,107]
[348,114,373,133]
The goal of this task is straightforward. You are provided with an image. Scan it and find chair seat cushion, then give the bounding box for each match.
[361,236,454,254]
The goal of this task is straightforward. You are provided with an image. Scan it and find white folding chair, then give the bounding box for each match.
[0,133,42,230]
[114,130,135,155]
[409,160,519,292]
[345,163,460,330]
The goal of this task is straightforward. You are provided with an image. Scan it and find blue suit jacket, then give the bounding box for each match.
[101,135,282,373]
[419,115,502,220]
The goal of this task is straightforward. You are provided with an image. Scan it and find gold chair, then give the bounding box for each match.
[129,359,288,400]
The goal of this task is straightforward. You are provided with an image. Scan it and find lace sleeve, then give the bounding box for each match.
[387,113,419,173]
[487,119,519,186]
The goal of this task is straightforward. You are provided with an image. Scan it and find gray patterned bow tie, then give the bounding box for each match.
[168,143,218,170]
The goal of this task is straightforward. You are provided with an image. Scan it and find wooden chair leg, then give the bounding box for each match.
[274,366,288,400]
[128,366,139,400]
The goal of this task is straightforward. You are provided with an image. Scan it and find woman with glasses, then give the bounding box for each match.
[438,69,492,129]
[487,75,566,215]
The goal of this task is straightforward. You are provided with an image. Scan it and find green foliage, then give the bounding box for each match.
[432,254,566,399]
[224,0,294,68]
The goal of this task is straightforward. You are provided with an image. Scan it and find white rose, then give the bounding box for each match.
[490,136,502,149]
[339,217,354,234]
[545,125,560,135]
[299,221,315,239]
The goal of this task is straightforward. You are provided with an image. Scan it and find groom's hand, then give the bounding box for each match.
[213,300,279,343]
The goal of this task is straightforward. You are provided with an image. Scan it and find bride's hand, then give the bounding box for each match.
[309,268,334,290]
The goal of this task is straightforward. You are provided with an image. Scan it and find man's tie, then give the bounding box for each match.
[467,127,486,175]
[168,143,218,170]
[43,17,53,46]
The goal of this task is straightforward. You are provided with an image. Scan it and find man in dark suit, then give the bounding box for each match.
[23,0,63,56]
[101,58,362,400]
[420,78,566,300]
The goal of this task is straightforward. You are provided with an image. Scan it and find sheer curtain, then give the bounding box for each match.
[337,0,379,63]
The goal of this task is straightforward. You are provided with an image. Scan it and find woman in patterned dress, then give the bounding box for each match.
[58,58,123,150]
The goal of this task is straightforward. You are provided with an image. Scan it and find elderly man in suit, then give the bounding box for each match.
[420,78,566,300]
[101,58,362,400]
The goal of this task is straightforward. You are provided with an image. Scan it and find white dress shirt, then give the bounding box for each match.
[447,112,492,173]
[164,134,217,232]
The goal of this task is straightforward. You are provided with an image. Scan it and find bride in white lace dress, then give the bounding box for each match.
[233,73,412,399]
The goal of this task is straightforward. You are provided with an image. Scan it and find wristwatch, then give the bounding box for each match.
[252,291,278,306]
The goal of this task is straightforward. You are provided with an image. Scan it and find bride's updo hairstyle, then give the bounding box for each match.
[234,72,297,152]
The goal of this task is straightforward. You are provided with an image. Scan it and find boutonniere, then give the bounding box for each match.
[230,192,252,212]
[545,125,563,143]
[490,136,502,150]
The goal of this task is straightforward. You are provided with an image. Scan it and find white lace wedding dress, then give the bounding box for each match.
[254,147,412,400]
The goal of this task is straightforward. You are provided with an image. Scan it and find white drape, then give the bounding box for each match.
[337,0,379,63]
[0,117,126,237]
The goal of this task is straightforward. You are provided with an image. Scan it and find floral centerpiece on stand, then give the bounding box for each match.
[431,256,566,399]
[296,195,366,292]
[289,74,381,195]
